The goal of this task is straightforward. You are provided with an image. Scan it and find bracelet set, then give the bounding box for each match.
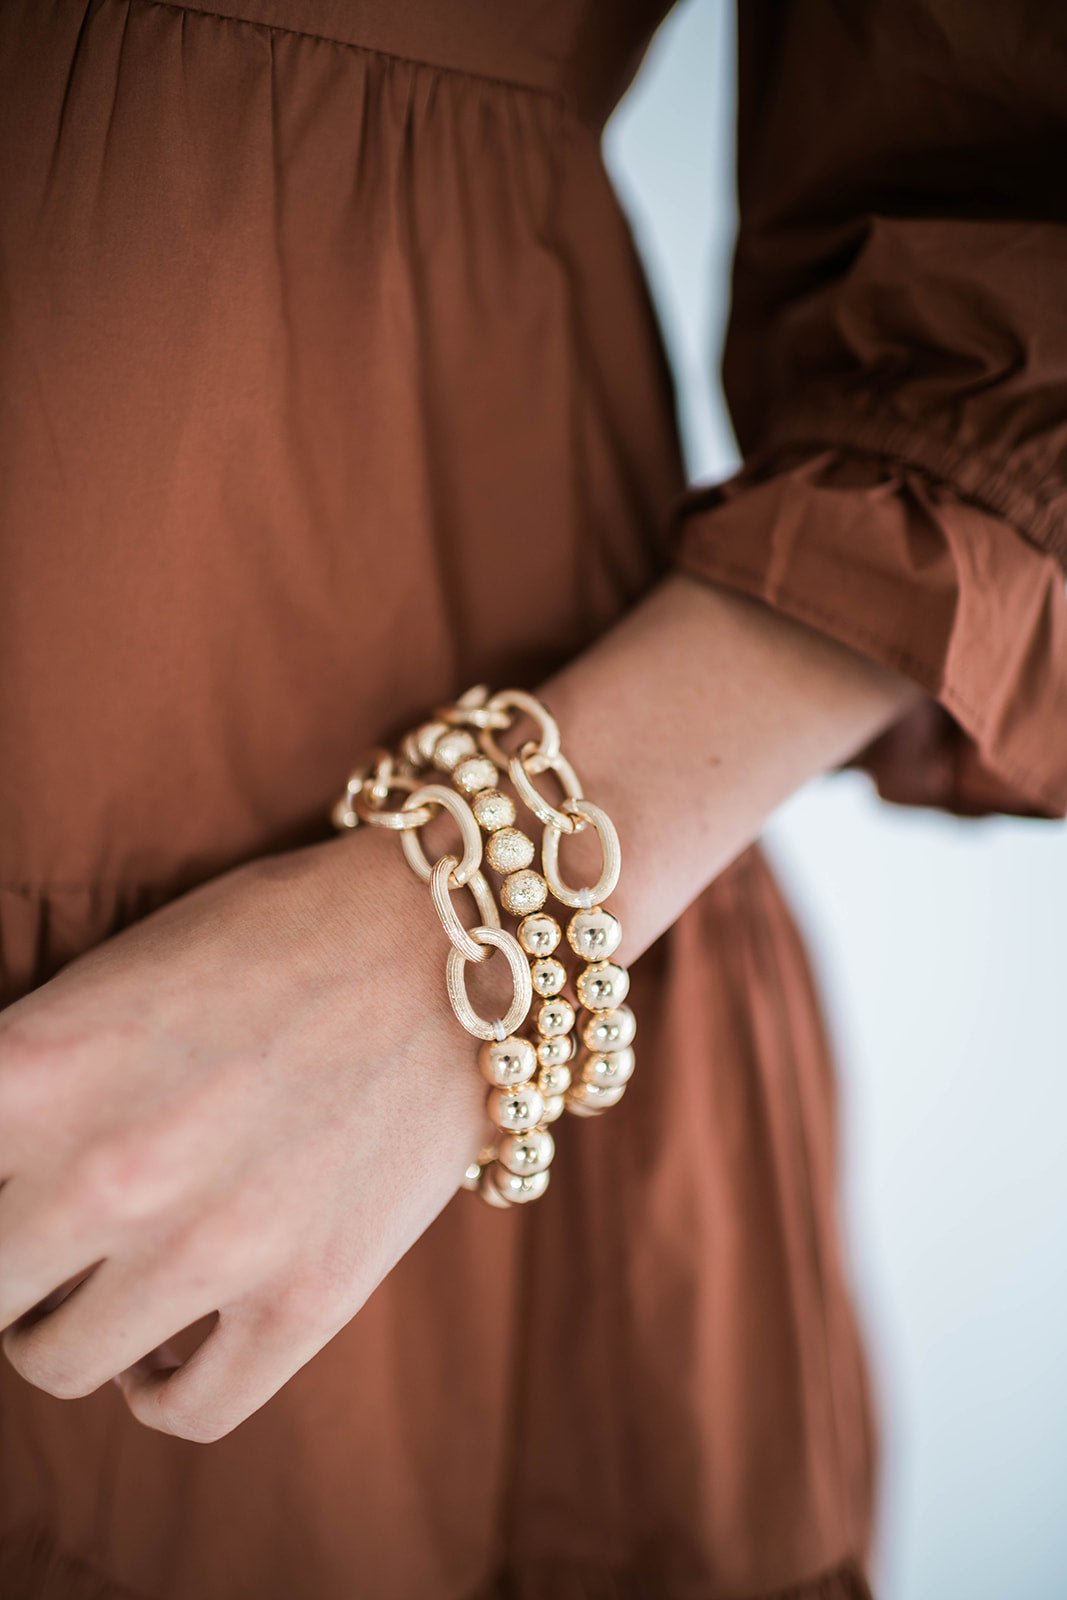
[330,686,635,1208]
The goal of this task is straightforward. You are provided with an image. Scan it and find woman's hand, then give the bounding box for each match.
[0,826,490,1442]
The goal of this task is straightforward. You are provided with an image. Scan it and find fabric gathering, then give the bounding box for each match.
[0,1,1064,1597]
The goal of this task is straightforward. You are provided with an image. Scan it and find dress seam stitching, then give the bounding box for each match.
[129,0,572,109]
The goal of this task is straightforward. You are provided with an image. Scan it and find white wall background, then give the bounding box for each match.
[602,5,1067,1597]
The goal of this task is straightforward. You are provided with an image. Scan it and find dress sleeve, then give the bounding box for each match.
[671,0,1067,818]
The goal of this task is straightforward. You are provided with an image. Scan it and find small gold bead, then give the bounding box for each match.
[461,1161,483,1191]
[501,869,548,915]
[576,960,630,1012]
[538,1061,572,1097]
[478,1165,513,1208]
[517,913,561,956]
[331,796,358,831]
[407,719,449,767]
[497,1126,555,1176]
[537,1033,575,1068]
[486,827,535,874]
[582,1006,637,1053]
[566,1079,627,1115]
[537,997,575,1038]
[453,755,499,795]
[488,1163,550,1205]
[540,1093,566,1124]
[433,729,478,772]
[566,908,622,961]
[473,788,516,832]
[478,1034,538,1088]
[487,1083,546,1132]
[580,1045,635,1088]
[530,957,566,997]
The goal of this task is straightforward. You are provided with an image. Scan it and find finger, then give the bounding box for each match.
[118,1290,342,1443]
[1,1252,217,1400]
[0,1183,110,1333]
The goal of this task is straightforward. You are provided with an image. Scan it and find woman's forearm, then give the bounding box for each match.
[538,572,921,962]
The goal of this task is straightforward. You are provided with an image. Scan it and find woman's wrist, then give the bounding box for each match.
[537,572,921,962]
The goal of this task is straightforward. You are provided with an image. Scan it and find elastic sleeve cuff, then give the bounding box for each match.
[671,449,1067,819]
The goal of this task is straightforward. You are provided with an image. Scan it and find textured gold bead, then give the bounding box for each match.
[488,1163,550,1205]
[580,1045,635,1088]
[497,1126,555,1177]
[478,1034,538,1088]
[486,827,535,874]
[582,1005,637,1053]
[478,1165,513,1208]
[500,869,548,915]
[566,1078,627,1115]
[537,997,575,1037]
[453,755,500,795]
[576,960,630,1012]
[540,1093,565,1124]
[473,788,516,832]
[487,1083,545,1132]
[566,908,622,961]
[517,913,561,956]
[530,957,566,997]
[407,719,450,766]
[433,729,478,772]
[538,1061,572,1097]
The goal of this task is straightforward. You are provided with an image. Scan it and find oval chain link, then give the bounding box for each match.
[541,798,621,908]
[445,926,534,1040]
[478,689,562,770]
[508,742,587,835]
[429,856,500,964]
[400,783,483,885]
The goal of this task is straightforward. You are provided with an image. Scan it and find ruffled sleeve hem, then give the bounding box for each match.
[671,448,1067,820]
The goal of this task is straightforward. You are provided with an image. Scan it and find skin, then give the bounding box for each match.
[0,572,920,1442]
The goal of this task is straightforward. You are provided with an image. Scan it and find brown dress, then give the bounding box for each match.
[0,2,1064,1597]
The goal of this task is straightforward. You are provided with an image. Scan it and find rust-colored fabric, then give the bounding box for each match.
[0,2,1063,1598]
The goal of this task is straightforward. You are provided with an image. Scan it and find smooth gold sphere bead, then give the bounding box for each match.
[478,1034,538,1088]
[540,1093,566,1124]
[517,913,561,956]
[537,1033,575,1068]
[566,1078,627,1115]
[433,729,478,772]
[582,1005,637,1053]
[538,1060,572,1097]
[453,755,499,795]
[487,1163,550,1205]
[580,1045,635,1089]
[473,788,516,832]
[537,996,575,1038]
[530,956,566,997]
[576,960,630,1012]
[497,1126,555,1176]
[566,907,622,961]
[501,869,548,915]
[478,1165,513,1208]
[486,827,535,874]
[487,1083,546,1132]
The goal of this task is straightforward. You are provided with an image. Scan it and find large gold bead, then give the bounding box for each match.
[537,1033,575,1068]
[432,729,478,772]
[566,1078,627,1115]
[478,1165,513,1208]
[582,1005,637,1053]
[453,755,500,795]
[530,956,566,997]
[517,913,561,956]
[478,1034,538,1088]
[566,908,622,961]
[540,1093,566,1124]
[473,788,516,832]
[497,1126,555,1176]
[487,1163,550,1205]
[486,827,535,874]
[580,1045,635,1088]
[487,1083,546,1132]
[500,869,548,915]
[538,1060,572,1097]
[576,960,630,1012]
[537,997,575,1038]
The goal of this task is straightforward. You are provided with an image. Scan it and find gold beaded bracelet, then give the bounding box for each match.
[330,686,636,1208]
